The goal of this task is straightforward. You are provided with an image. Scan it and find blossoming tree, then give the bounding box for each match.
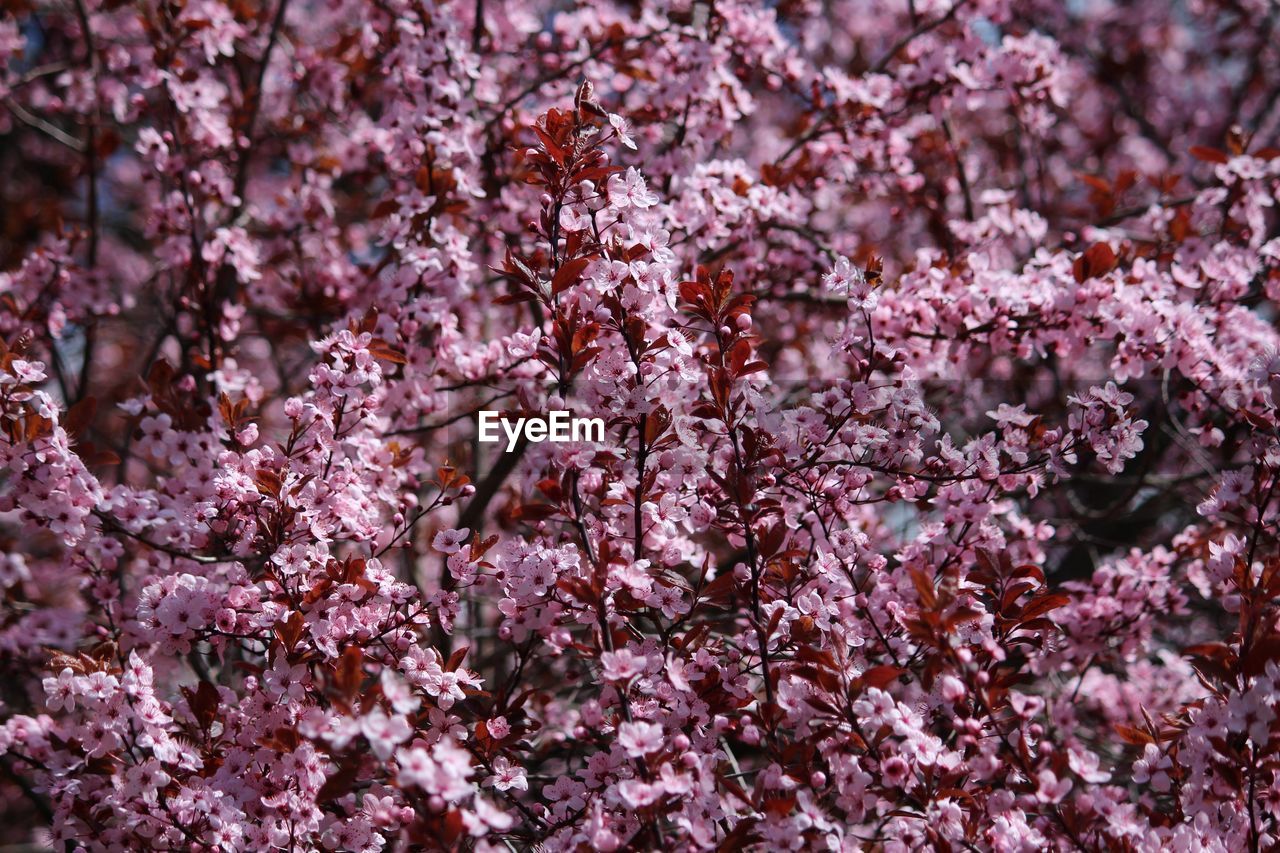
[3,0,1280,849]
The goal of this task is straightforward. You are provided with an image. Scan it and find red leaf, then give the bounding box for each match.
[63,396,97,439]
[1189,145,1228,164]
[276,611,305,653]
[1072,242,1117,283]
[513,503,559,521]
[859,665,904,690]
[551,257,591,296]
[446,646,470,672]
[185,679,220,732]
[334,646,363,699]
[1018,593,1070,621]
[317,755,361,801]
[368,340,407,364]
[1114,723,1154,745]
[533,125,566,164]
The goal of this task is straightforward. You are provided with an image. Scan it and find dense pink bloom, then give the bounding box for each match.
[3,0,1280,849]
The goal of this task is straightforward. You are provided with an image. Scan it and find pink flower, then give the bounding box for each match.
[380,670,421,714]
[42,669,76,712]
[600,648,648,683]
[608,113,636,149]
[484,756,527,791]
[4,5,1279,849]
[1035,770,1073,804]
[360,709,412,760]
[263,660,308,702]
[616,779,661,808]
[607,168,658,209]
[396,747,438,790]
[432,528,470,554]
[485,716,511,740]
[617,721,665,757]
[823,256,877,311]
[880,755,911,788]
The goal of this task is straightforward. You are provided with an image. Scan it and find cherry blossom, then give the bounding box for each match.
[4,0,1280,849]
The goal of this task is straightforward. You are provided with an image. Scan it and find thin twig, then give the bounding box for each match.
[2,99,84,151]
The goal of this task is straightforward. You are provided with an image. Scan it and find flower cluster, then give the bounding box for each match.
[4,0,1280,849]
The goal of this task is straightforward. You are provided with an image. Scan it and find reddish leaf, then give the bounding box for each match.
[276,611,305,653]
[551,257,591,296]
[859,665,904,690]
[334,646,363,699]
[1114,724,1155,745]
[1189,145,1228,164]
[1072,242,1117,283]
